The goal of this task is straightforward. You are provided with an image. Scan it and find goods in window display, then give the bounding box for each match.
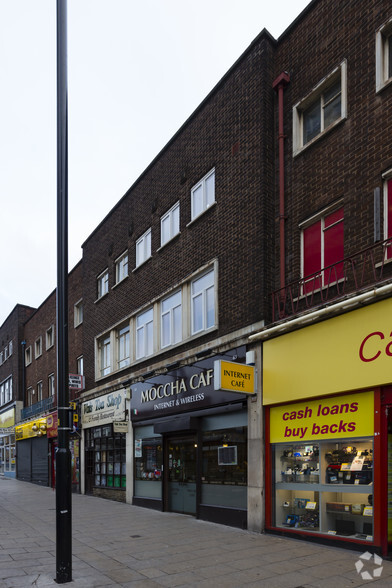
[273,438,374,538]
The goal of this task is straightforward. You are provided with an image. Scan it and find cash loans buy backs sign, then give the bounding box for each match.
[270,391,374,443]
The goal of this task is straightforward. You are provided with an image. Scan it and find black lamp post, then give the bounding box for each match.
[56,0,72,583]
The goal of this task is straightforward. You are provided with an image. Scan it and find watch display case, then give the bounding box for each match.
[273,438,373,539]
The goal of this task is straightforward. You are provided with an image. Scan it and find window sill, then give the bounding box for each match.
[157,232,181,252]
[94,325,218,383]
[95,292,109,304]
[293,117,346,158]
[186,201,217,228]
[132,256,152,273]
[112,275,129,289]
[376,76,392,94]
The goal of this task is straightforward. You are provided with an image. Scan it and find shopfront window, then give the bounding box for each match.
[85,425,126,489]
[201,426,247,509]
[273,438,373,538]
[134,426,163,500]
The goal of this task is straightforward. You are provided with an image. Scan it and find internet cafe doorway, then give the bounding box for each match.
[165,434,197,515]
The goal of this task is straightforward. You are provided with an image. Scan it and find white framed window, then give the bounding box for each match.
[97,269,109,299]
[25,346,32,366]
[0,382,4,406]
[77,355,84,376]
[191,269,215,335]
[191,169,215,221]
[48,373,55,397]
[74,299,83,326]
[46,326,54,350]
[376,18,392,92]
[161,202,180,246]
[35,337,42,359]
[293,61,347,155]
[161,290,182,348]
[115,251,129,284]
[4,345,8,360]
[117,325,130,369]
[37,381,43,402]
[27,387,34,406]
[136,229,151,267]
[0,351,3,365]
[136,308,154,359]
[6,378,11,403]
[99,336,111,377]
[8,340,13,356]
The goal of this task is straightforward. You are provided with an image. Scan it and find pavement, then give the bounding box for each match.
[1,478,392,588]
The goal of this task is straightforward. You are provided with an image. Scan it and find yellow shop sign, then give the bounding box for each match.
[214,360,255,395]
[263,297,392,405]
[15,418,47,441]
[269,391,374,443]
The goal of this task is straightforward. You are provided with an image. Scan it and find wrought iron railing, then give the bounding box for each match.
[21,395,55,420]
[272,237,392,322]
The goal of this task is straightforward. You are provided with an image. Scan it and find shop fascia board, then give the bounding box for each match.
[249,283,392,342]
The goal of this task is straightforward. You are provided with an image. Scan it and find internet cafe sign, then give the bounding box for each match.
[81,389,126,428]
[131,350,247,421]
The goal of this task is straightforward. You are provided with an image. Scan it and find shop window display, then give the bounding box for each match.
[85,425,126,489]
[273,438,373,539]
[134,436,163,500]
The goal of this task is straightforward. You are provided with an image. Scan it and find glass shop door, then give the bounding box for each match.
[167,435,197,515]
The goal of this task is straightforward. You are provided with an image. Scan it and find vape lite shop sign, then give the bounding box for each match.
[269,391,374,443]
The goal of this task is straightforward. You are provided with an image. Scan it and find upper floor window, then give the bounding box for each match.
[301,205,344,293]
[136,308,154,359]
[25,346,32,366]
[293,61,347,155]
[136,228,151,267]
[0,351,3,365]
[77,355,84,376]
[0,377,12,406]
[99,336,111,377]
[115,251,129,284]
[46,325,54,350]
[8,340,12,356]
[37,381,43,402]
[161,290,182,348]
[97,269,109,299]
[383,173,392,259]
[376,19,392,92]
[74,299,83,326]
[117,325,130,369]
[4,345,8,360]
[27,387,34,407]
[35,336,42,359]
[161,202,180,246]
[191,169,215,221]
[191,269,215,334]
[48,373,55,396]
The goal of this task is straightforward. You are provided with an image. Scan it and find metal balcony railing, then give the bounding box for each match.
[21,396,55,420]
[272,237,392,322]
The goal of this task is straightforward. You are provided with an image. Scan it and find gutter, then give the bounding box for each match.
[249,283,392,342]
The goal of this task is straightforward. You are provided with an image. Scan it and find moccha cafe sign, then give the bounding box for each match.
[130,353,254,421]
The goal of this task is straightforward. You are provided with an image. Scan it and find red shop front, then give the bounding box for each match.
[262,298,392,555]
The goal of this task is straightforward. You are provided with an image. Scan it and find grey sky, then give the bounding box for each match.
[0,0,311,325]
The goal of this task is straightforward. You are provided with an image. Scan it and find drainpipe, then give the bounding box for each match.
[272,72,290,294]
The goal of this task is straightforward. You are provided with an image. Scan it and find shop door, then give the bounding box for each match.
[167,436,197,515]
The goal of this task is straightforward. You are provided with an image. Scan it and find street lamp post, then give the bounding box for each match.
[56,0,72,583]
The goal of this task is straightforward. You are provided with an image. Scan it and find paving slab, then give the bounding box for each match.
[1,477,392,587]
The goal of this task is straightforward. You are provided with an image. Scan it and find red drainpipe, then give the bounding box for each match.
[272,71,290,293]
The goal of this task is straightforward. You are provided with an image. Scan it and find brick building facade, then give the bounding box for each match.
[2,0,392,553]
